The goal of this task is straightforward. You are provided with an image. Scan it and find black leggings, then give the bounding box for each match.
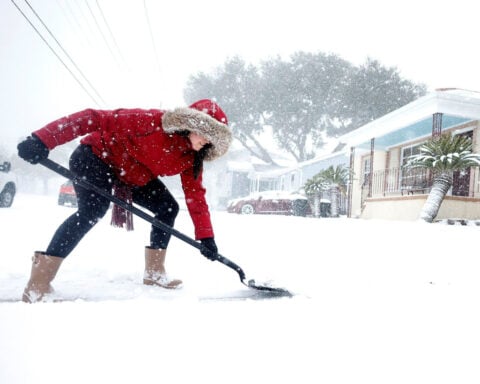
[46,145,179,258]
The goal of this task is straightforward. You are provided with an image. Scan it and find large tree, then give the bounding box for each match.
[184,56,276,164]
[184,53,427,163]
[260,52,353,161]
[404,133,480,222]
[330,58,427,136]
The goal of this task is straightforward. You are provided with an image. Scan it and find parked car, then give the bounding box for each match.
[0,161,16,208]
[58,180,77,207]
[227,190,312,217]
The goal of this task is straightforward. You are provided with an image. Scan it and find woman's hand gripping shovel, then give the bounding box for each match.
[40,159,292,298]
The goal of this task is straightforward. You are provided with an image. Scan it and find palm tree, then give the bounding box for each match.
[404,133,480,222]
[304,173,329,217]
[304,165,350,217]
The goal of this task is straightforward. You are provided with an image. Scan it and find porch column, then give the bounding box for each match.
[432,112,443,138]
[347,146,355,218]
[368,138,375,197]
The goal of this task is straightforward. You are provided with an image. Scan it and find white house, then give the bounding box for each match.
[245,88,480,221]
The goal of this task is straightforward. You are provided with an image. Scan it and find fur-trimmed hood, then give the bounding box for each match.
[162,99,232,161]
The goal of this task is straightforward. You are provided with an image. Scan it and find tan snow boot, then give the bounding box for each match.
[143,246,183,289]
[22,251,64,303]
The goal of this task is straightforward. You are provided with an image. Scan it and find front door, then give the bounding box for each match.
[452,131,473,197]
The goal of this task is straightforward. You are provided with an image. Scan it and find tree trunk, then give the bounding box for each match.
[419,173,452,223]
[330,185,339,218]
[313,193,320,218]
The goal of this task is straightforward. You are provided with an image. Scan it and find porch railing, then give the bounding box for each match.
[361,167,427,197]
[362,167,480,197]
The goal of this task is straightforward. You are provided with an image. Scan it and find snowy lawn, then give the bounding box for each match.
[1,193,480,383]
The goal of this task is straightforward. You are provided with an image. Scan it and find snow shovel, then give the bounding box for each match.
[39,158,292,297]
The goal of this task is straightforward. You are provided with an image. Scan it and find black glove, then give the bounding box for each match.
[200,237,218,261]
[17,135,49,164]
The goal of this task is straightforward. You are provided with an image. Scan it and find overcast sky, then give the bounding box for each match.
[1,0,479,152]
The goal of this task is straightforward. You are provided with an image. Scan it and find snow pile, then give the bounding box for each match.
[1,193,480,383]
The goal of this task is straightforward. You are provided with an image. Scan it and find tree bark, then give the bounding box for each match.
[419,173,452,223]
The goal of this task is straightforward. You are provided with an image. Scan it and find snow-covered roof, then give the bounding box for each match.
[226,160,254,172]
[251,143,351,178]
[338,88,480,148]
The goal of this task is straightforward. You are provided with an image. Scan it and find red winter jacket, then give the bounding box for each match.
[34,108,214,239]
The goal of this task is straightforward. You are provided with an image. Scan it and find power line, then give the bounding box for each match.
[143,0,161,74]
[55,0,95,51]
[94,0,129,70]
[10,0,106,107]
[84,0,122,69]
[24,0,108,106]
[72,0,98,42]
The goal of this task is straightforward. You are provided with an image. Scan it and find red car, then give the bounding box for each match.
[227,191,311,217]
[58,180,77,207]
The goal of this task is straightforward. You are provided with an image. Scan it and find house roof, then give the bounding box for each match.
[338,88,480,149]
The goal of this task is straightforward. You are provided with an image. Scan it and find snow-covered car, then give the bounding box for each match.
[58,180,77,207]
[227,190,312,217]
[0,161,16,208]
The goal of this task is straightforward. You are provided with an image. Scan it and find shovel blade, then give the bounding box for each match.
[245,279,293,297]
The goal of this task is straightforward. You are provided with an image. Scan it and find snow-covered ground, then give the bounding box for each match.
[1,193,480,383]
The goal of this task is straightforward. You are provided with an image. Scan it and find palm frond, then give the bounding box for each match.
[304,165,351,195]
[404,133,480,172]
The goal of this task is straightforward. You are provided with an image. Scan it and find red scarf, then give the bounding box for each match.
[110,183,134,231]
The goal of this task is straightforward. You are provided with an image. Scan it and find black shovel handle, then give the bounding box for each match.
[39,158,247,283]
